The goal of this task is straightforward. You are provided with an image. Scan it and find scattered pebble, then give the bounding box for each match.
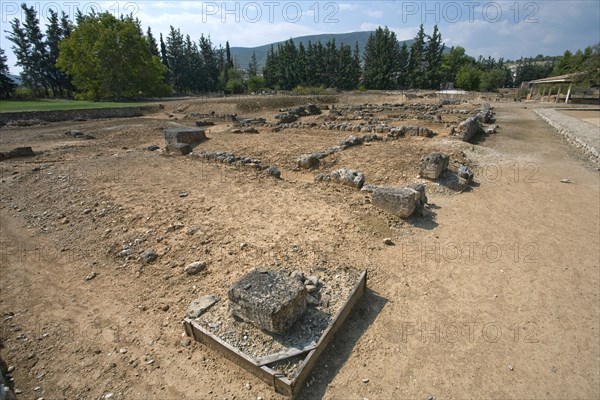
[7,365,15,373]
[305,284,318,293]
[305,275,319,286]
[140,249,158,263]
[383,237,394,245]
[119,348,127,354]
[185,261,206,275]
[560,178,571,183]
[362,378,369,383]
[245,383,252,390]
[179,191,189,197]
[508,364,514,371]
[161,304,170,312]
[85,272,97,281]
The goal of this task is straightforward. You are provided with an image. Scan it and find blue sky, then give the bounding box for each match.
[1,1,599,73]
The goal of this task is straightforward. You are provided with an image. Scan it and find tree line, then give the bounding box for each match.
[1,3,598,100]
[4,3,73,97]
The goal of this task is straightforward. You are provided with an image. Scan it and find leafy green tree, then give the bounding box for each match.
[396,42,410,87]
[57,12,168,99]
[353,41,363,82]
[7,3,74,97]
[456,64,481,91]
[146,27,159,57]
[479,68,506,91]
[164,26,186,92]
[44,9,73,96]
[247,75,265,93]
[183,34,203,93]
[7,4,47,95]
[225,78,245,94]
[363,26,402,89]
[440,46,471,85]
[574,43,600,85]
[296,42,307,85]
[0,48,17,98]
[408,24,426,88]
[335,43,359,89]
[514,57,553,86]
[199,34,219,92]
[262,45,277,88]
[248,51,258,77]
[424,25,445,89]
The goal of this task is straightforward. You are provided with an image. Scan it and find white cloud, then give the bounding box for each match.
[366,9,383,18]
[337,3,360,11]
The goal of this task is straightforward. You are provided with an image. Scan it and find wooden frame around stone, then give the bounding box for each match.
[183,270,367,398]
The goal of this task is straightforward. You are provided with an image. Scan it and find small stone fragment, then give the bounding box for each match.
[185,261,206,275]
[457,165,474,183]
[186,294,219,318]
[305,284,318,293]
[290,270,304,282]
[306,294,319,306]
[304,276,318,286]
[383,238,394,245]
[140,249,158,263]
[85,272,97,281]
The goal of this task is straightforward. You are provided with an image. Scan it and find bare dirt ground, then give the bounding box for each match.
[0,95,599,400]
[557,109,600,127]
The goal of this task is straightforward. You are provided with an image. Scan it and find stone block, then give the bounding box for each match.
[330,168,365,189]
[228,270,306,334]
[0,146,35,161]
[455,116,481,142]
[163,128,206,145]
[297,154,320,169]
[371,186,420,218]
[166,142,192,155]
[419,152,449,179]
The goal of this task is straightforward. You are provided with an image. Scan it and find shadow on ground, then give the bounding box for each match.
[297,288,388,399]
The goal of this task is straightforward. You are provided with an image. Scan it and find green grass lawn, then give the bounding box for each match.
[0,99,149,112]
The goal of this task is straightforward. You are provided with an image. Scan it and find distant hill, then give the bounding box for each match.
[230,31,415,72]
[9,74,21,86]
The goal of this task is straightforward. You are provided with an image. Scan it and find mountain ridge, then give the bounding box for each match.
[230,30,415,71]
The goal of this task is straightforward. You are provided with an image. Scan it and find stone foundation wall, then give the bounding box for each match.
[0,104,162,125]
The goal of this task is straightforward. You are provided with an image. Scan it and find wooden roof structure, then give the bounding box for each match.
[528,73,583,103]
